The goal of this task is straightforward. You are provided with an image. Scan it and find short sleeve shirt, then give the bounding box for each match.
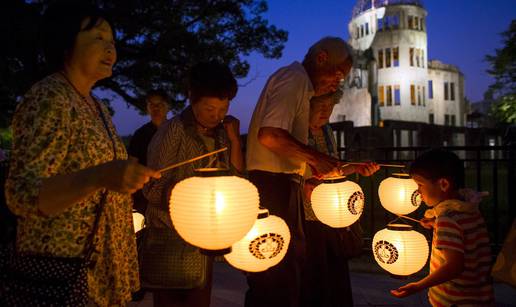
[246,61,314,175]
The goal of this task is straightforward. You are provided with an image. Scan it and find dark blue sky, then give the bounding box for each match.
[111,0,516,136]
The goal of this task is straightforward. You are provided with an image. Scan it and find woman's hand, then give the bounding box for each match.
[99,158,161,194]
[223,115,241,143]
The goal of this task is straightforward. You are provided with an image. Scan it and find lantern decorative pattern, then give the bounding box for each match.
[170,168,259,254]
[372,223,429,276]
[311,177,364,228]
[225,208,290,272]
[378,173,422,215]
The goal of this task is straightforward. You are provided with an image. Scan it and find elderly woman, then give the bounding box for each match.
[142,61,243,307]
[301,90,379,307]
[4,2,159,306]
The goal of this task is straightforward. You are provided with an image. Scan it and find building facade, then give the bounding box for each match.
[331,0,466,127]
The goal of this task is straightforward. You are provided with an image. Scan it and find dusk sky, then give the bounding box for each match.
[110,0,516,136]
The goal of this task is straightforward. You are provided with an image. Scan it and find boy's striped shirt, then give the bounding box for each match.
[428,209,494,307]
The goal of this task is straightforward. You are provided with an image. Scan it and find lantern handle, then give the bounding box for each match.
[158,147,228,173]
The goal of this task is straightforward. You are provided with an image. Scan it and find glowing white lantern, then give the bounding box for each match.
[225,208,290,272]
[372,223,429,276]
[170,169,259,254]
[311,177,364,228]
[378,173,422,215]
[132,212,145,233]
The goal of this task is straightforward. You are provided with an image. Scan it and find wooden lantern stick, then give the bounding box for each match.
[158,147,228,173]
[341,162,406,168]
[397,214,421,223]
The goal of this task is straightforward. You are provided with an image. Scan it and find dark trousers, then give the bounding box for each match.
[245,170,306,307]
[301,221,353,307]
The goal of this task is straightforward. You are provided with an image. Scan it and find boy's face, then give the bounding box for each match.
[412,174,446,206]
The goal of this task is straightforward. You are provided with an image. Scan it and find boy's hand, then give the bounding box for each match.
[390,282,422,298]
[420,217,435,229]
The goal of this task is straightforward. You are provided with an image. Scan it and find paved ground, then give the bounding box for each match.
[129,255,516,307]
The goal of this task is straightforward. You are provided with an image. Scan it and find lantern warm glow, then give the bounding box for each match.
[372,224,429,276]
[378,173,422,215]
[224,208,290,272]
[311,177,364,228]
[132,212,145,233]
[170,169,259,254]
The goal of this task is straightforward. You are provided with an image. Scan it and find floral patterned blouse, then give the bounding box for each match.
[5,73,139,306]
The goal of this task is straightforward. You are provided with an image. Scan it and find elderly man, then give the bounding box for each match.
[245,37,377,307]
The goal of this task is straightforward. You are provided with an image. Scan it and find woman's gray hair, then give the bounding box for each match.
[310,89,344,106]
[303,37,354,68]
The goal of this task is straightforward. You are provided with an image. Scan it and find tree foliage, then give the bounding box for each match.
[0,0,288,127]
[490,94,516,124]
[485,19,516,124]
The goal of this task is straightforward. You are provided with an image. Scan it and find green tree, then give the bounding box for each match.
[486,19,516,124]
[0,0,288,126]
[490,94,516,124]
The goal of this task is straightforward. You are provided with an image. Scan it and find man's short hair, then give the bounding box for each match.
[145,89,170,104]
[310,89,343,106]
[187,61,237,104]
[409,149,465,190]
[303,37,354,69]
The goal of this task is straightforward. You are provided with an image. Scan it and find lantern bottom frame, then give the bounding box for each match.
[200,247,232,256]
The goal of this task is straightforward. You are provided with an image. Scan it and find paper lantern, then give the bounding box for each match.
[224,208,290,272]
[311,177,364,228]
[372,223,429,276]
[132,212,145,233]
[170,168,259,254]
[378,173,422,215]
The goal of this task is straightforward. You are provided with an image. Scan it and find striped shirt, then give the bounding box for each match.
[428,200,494,306]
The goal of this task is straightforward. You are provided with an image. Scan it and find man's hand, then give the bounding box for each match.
[353,162,380,176]
[390,282,422,298]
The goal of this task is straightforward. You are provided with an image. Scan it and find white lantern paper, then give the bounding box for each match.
[311,177,364,228]
[372,224,429,276]
[132,212,145,233]
[225,208,290,272]
[378,173,422,215]
[170,169,259,253]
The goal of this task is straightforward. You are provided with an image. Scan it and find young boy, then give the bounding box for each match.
[391,149,494,306]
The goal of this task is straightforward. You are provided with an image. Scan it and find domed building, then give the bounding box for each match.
[331,0,466,127]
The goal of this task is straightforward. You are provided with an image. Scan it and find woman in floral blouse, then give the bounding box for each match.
[5,2,159,305]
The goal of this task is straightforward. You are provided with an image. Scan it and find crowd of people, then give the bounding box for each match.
[1,1,498,307]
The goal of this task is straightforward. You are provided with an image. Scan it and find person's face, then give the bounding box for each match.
[412,174,447,206]
[309,98,336,128]
[66,18,116,82]
[191,97,229,129]
[311,53,352,96]
[146,95,168,122]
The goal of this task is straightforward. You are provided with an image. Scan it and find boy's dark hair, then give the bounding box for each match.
[42,0,114,73]
[187,61,237,104]
[409,149,465,190]
[145,89,170,104]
